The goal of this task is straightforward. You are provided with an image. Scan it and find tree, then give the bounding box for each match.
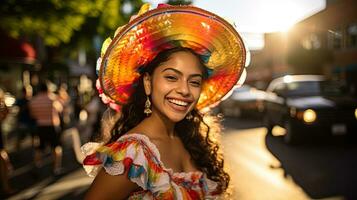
[1,0,102,46]
[0,0,143,47]
[62,0,144,61]
[0,0,144,84]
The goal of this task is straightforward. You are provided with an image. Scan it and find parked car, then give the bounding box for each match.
[263,75,357,144]
[219,84,266,118]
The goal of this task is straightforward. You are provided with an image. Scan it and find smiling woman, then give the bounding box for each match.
[84,47,231,200]
[81,3,247,200]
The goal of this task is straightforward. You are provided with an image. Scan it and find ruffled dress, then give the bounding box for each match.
[82,133,221,200]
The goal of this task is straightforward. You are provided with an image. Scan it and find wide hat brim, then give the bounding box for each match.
[100,5,246,110]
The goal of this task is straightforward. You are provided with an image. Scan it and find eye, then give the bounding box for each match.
[164,75,177,81]
[189,80,202,87]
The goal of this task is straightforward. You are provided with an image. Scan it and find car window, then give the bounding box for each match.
[320,81,346,96]
[283,80,346,97]
[285,81,320,96]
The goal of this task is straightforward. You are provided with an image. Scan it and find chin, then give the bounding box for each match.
[164,110,189,123]
[167,115,186,123]
[159,105,192,122]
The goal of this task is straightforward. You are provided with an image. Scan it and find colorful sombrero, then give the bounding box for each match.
[97,4,247,111]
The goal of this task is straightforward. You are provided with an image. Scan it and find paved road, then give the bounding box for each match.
[4,117,357,199]
[4,127,93,200]
[222,117,357,200]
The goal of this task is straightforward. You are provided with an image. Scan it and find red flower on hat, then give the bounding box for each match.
[96,79,121,112]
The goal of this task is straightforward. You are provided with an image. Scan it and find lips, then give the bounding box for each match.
[167,97,192,111]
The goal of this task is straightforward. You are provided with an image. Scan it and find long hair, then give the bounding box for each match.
[106,47,230,193]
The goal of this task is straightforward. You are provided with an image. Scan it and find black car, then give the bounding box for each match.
[219,85,266,118]
[263,75,357,144]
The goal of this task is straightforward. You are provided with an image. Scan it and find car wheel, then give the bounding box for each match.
[284,120,299,144]
[263,115,273,135]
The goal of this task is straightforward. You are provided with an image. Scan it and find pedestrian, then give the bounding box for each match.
[57,83,72,129]
[29,82,63,175]
[82,3,247,199]
[15,86,36,150]
[0,88,15,196]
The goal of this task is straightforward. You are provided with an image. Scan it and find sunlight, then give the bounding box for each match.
[251,0,305,32]
[146,0,326,50]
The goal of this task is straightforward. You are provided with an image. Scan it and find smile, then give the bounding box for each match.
[167,98,190,107]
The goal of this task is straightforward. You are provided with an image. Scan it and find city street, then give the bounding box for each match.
[4,117,357,200]
[222,117,357,200]
[4,127,92,200]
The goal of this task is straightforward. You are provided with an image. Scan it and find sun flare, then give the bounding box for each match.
[250,0,306,32]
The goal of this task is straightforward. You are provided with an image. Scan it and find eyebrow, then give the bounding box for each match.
[161,68,203,79]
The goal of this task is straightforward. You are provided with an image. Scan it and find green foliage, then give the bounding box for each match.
[0,0,143,47]
[63,0,143,61]
[0,0,105,46]
[97,0,123,36]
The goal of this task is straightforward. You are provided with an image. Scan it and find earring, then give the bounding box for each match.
[144,96,152,116]
[186,112,193,120]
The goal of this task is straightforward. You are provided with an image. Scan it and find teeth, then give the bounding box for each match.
[168,99,189,106]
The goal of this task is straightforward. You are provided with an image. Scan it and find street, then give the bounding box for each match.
[222,117,357,200]
[4,117,357,200]
[4,127,92,200]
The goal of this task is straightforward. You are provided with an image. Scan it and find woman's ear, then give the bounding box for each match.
[143,73,152,95]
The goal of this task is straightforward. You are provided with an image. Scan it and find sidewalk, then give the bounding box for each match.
[3,127,93,200]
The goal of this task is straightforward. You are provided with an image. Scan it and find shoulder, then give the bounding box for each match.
[125,131,165,146]
[82,133,163,176]
[82,133,170,192]
[117,133,162,161]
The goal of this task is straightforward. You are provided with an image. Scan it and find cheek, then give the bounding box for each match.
[151,79,170,100]
[191,87,202,101]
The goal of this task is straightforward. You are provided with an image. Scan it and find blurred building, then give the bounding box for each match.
[246,33,290,90]
[248,0,357,94]
[0,30,39,97]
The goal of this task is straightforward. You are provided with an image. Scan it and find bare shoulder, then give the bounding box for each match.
[125,124,158,141]
[125,128,168,154]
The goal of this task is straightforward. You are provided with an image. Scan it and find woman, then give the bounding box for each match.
[82,4,247,199]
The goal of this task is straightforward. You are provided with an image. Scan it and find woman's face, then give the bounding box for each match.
[144,51,204,122]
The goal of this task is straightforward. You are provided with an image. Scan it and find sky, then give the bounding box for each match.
[145,0,326,50]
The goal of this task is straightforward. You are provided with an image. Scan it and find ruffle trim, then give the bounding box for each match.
[81,134,168,191]
[81,133,220,197]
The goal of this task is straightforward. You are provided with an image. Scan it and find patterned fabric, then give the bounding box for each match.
[82,134,220,199]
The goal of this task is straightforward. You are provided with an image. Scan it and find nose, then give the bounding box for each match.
[176,81,190,97]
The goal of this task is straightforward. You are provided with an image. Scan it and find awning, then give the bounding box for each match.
[0,30,36,64]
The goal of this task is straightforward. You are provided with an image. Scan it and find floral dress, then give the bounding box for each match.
[82,133,220,199]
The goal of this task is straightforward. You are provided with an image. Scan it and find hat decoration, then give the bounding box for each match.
[96,3,247,112]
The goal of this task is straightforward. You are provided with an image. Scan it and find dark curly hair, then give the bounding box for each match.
[106,47,230,193]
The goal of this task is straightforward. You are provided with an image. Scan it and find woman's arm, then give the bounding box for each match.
[84,168,139,200]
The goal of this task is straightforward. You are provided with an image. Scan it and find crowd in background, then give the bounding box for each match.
[0,80,104,197]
